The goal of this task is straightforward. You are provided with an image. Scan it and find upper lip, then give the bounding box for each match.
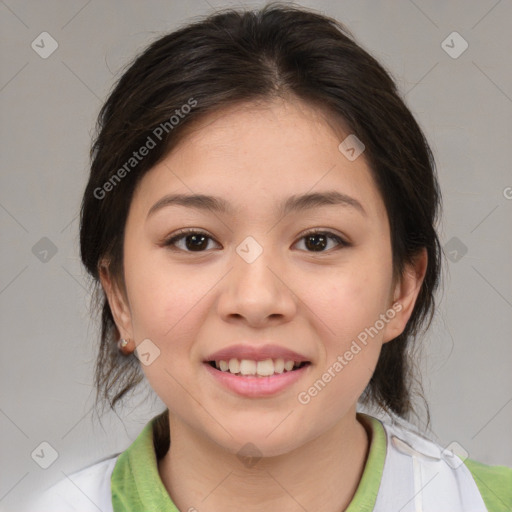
[204,344,310,363]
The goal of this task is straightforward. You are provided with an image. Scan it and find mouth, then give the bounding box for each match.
[206,358,311,377]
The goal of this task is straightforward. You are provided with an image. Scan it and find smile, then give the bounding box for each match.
[208,358,310,377]
[204,359,311,397]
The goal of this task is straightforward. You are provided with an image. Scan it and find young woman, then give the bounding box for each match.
[30,3,511,511]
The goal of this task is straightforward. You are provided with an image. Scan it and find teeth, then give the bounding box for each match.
[256,359,274,376]
[239,359,256,376]
[284,360,294,371]
[274,358,285,374]
[212,358,305,377]
[228,358,240,373]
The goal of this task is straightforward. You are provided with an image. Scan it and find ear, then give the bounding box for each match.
[99,260,133,341]
[382,248,428,343]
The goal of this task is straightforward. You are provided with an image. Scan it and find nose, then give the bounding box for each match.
[216,243,297,328]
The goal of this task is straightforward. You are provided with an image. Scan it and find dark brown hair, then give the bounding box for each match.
[80,3,442,425]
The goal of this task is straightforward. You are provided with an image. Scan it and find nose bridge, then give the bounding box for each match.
[233,234,280,295]
[218,234,295,324]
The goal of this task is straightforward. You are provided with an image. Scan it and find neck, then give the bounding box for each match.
[157,410,371,512]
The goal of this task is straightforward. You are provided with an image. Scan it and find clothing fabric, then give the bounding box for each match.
[27,413,512,511]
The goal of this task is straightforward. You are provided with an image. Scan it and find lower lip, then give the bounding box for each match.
[203,363,310,398]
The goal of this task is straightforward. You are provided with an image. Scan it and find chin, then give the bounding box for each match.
[210,423,307,460]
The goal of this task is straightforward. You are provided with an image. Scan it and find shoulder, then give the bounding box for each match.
[26,454,120,512]
[464,457,512,512]
[374,415,511,512]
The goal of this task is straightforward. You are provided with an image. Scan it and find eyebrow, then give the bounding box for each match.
[147,190,366,219]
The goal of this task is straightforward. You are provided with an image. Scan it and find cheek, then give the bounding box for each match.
[295,268,388,418]
[122,249,208,405]
[297,250,393,399]
[303,256,393,341]
[123,245,209,341]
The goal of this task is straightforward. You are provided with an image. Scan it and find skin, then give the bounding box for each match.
[101,97,427,511]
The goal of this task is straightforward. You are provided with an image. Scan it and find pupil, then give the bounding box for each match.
[306,234,326,251]
[186,234,207,251]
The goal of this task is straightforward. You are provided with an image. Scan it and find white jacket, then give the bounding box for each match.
[26,416,490,512]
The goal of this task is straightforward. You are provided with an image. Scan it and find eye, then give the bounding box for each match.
[163,228,348,253]
[294,229,349,253]
[163,229,220,252]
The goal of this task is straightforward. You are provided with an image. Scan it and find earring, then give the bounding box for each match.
[118,338,132,355]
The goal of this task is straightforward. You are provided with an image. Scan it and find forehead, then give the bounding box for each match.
[130,98,387,223]
[175,98,350,160]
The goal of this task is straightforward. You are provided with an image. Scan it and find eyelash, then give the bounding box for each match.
[162,228,349,254]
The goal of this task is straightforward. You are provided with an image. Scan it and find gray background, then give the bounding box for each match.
[1,0,511,509]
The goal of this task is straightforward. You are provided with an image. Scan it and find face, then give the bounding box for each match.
[104,98,424,456]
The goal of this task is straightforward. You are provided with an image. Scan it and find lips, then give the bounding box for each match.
[204,358,310,397]
[202,343,312,396]
[204,344,310,364]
